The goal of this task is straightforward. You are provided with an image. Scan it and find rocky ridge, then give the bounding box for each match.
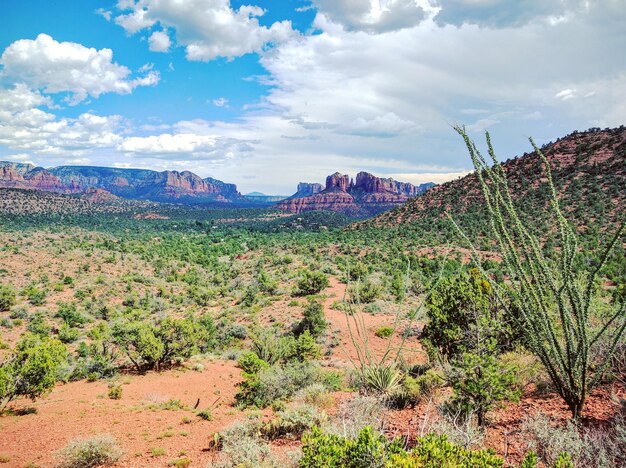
[0,163,242,204]
[277,171,433,216]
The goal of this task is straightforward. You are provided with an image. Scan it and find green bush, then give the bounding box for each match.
[298,301,327,338]
[349,281,381,304]
[56,302,87,328]
[300,426,405,467]
[112,317,205,372]
[56,434,122,467]
[262,404,327,440]
[300,428,506,468]
[375,326,394,338]
[58,323,80,343]
[296,269,329,296]
[0,334,67,410]
[0,284,16,312]
[447,343,520,427]
[22,285,47,306]
[422,269,520,359]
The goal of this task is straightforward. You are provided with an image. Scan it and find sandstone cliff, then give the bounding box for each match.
[277,171,433,217]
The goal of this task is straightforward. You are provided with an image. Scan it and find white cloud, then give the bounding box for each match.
[212,97,229,107]
[0,85,123,156]
[432,0,584,28]
[555,88,576,100]
[313,0,426,33]
[114,0,297,61]
[118,133,253,161]
[148,30,171,52]
[388,171,471,184]
[0,34,160,104]
[96,8,112,21]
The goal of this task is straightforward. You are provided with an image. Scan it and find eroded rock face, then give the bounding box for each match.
[0,163,243,203]
[278,171,434,216]
[294,182,323,198]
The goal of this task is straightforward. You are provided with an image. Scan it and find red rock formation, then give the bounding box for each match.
[278,171,433,216]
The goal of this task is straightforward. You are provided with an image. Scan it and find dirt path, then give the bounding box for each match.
[0,360,242,467]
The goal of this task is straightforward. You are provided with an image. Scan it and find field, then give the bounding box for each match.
[0,194,623,468]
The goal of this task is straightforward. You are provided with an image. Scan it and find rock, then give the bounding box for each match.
[0,163,243,203]
[277,171,434,216]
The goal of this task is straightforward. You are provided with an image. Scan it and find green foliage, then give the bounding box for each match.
[446,342,521,426]
[111,317,205,372]
[298,301,327,338]
[56,302,87,328]
[262,404,327,440]
[107,382,122,400]
[361,363,402,395]
[301,427,511,468]
[58,323,79,343]
[56,434,122,468]
[300,426,405,468]
[22,285,46,306]
[451,127,626,418]
[349,280,381,304]
[422,269,519,359]
[0,334,67,409]
[296,269,329,296]
[375,326,394,338]
[0,284,16,312]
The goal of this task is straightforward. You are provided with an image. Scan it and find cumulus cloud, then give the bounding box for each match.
[118,133,253,161]
[0,84,123,156]
[313,0,426,33]
[114,0,297,61]
[148,30,171,52]
[0,34,160,104]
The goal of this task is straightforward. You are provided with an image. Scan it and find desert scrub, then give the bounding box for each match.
[56,434,122,467]
[295,269,329,296]
[0,284,16,312]
[375,326,393,338]
[261,403,328,440]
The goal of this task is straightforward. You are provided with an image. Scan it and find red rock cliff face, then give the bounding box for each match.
[0,166,28,188]
[24,168,71,193]
[326,172,352,191]
[277,171,433,216]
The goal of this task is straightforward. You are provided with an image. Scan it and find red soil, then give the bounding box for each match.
[0,360,242,467]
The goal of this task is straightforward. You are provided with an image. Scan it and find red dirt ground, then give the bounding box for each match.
[0,360,243,467]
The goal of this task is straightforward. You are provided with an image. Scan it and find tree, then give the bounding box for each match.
[296,269,329,296]
[450,127,625,418]
[0,284,16,312]
[0,334,67,410]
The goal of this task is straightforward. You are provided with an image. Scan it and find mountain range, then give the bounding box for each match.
[0,163,242,203]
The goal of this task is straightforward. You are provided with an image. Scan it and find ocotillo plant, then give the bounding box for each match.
[449,126,625,418]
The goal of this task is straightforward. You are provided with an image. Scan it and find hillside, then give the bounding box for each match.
[366,127,625,235]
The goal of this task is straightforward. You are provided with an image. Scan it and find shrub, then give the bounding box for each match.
[236,359,322,408]
[58,324,80,343]
[446,343,521,427]
[107,382,122,400]
[422,269,520,359]
[296,269,329,296]
[56,434,122,468]
[216,418,275,467]
[262,404,327,440]
[360,363,402,395]
[22,285,47,306]
[326,395,385,439]
[300,427,506,468]
[112,317,204,372]
[0,334,67,410]
[375,326,393,339]
[348,281,381,304]
[0,284,16,312]
[298,301,327,338]
[300,426,405,468]
[57,302,87,328]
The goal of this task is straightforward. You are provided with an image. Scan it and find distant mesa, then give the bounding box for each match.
[0,163,243,204]
[244,192,288,203]
[277,171,434,216]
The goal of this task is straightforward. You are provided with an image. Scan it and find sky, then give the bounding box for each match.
[0,1,624,195]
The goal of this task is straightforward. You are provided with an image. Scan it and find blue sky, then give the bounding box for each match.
[1,1,624,194]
